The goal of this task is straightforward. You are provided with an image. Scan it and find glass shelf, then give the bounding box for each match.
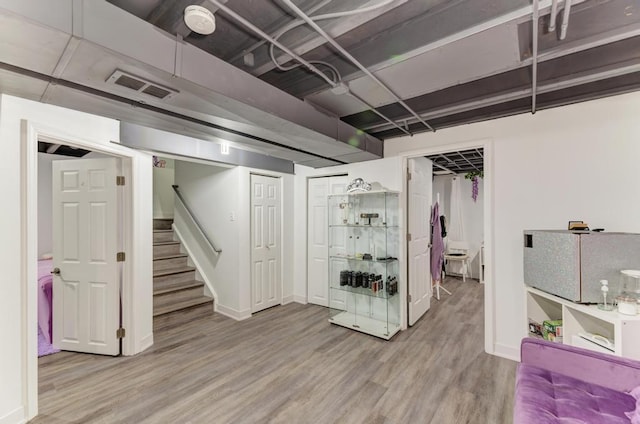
[330,285,396,299]
[329,224,399,229]
[328,190,400,340]
[329,255,397,264]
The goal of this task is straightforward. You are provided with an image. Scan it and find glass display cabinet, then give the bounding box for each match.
[328,190,400,339]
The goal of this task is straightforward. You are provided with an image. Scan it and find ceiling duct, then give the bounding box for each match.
[106,69,178,100]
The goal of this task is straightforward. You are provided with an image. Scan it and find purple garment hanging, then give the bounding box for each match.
[430,202,445,282]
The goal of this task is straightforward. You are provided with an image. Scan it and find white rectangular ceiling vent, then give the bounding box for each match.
[106,70,178,100]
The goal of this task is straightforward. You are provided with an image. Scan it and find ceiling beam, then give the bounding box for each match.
[358,48,640,133]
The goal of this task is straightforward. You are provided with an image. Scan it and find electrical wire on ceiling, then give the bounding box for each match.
[269,0,397,83]
[206,0,413,136]
[281,0,435,132]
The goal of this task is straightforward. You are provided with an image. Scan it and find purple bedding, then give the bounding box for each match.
[37,259,53,344]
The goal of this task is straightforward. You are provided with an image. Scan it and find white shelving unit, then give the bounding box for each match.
[526,286,640,360]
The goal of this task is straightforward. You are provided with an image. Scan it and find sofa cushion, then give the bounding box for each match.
[626,385,640,424]
[515,364,636,424]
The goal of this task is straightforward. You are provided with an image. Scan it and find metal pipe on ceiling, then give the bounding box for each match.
[548,0,558,32]
[532,0,540,114]
[432,162,455,174]
[46,144,61,154]
[457,151,479,171]
[280,0,436,133]
[206,0,411,136]
[227,0,333,64]
[560,0,573,40]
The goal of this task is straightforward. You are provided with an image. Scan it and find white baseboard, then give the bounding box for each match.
[137,333,154,354]
[282,295,294,305]
[215,303,251,321]
[493,342,520,362]
[293,295,307,304]
[0,407,25,424]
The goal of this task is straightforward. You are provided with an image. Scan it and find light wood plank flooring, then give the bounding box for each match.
[32,277,516,424]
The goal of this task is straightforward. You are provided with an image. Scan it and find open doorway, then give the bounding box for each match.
[22,127,149,421]
[405,142,492,352]
[36,142,125,358]
[429,148,484,290]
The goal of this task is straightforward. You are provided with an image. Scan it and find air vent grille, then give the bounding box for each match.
[107,70,178,100]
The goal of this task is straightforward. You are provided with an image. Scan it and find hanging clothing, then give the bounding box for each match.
[440,215,447,238]
[430,202,445,282]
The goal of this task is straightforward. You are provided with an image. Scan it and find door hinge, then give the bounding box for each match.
[407,233,412,241]
[407,171,412,181]
[117,252,126,262]
[116,176,125,186]
[116,327,125,339]
[408,294,412,302]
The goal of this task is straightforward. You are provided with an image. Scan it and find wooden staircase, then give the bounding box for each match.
[153,219,213,316]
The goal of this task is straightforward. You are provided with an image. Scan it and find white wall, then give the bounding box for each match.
[174,161,241,315]
[293,157,405,317]
[434,174,484,279]
[0,94,153,424]
[173,161,294,320]
[153,158,175,219]
[386,91,640,360]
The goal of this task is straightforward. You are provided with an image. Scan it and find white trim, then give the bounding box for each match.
[293,295,308,304]
[214,303,252,321]
[396,138,495,355]
[139,333,154,353]
[21,121,146,420]
[172,223,219,305]
[493,342,520,362]
[282,295,295,305]
[0,407,25,424]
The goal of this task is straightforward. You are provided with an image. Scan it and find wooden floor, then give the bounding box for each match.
[32,278,516,424]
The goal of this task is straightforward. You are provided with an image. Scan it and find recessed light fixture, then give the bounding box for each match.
[220,142,230,155]
[184,5,216,35]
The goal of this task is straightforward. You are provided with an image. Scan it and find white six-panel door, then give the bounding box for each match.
[307,176,348,306]
[52,158,120,355]
[408,157,433,326]
[251,174,282,313]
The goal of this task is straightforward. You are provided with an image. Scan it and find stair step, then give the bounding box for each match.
[153,269,196,285]
[153,253,188,261]
[153,219,173,230]
[153,242,182,258]
[153,265,195,278]
[153,256,188,273]
[154,279,204,296]
[153,286,212,316]
[153,240,180,246]
[153,231,175,243]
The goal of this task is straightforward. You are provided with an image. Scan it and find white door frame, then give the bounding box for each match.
[400,139,494,355]
[21,121,139,418]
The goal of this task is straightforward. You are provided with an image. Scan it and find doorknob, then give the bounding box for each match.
[266,245,270,250]
[51,267,61,276]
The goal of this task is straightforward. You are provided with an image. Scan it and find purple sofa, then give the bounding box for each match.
[515,338,640,424]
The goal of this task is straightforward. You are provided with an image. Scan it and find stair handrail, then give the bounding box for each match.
[172,185,222,254]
